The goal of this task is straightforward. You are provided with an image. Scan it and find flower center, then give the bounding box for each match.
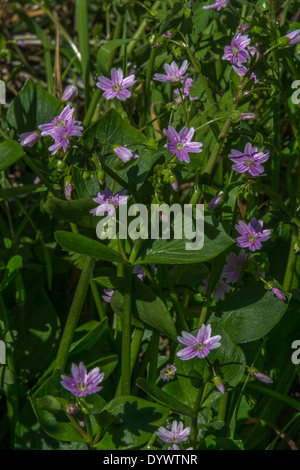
[194,342,204,351]
[54,118,66,128]
[176,142,185,151]
[112,84,122,92]
[244,157,255,167]
[76,381,87,392]
[247,234,257,243]
[232,45,239,56]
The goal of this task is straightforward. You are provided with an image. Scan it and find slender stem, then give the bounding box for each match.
[163,265,189,332]
[90,280,106,321]
[121,264,133,395]
[283,227,299,291]
[54,256,95,372]
[148,330,160,384]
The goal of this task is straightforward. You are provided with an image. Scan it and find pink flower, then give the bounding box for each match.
[233,64,258,83]
[113,146,139,162]
[90,188,128,216]
[248,367,273,384]
[174,78,198,103]
[96,68,136,101]
[153,60,189,83]
[222,249,249,284]
[160,364,177,381]
[235,217,271,252]
[176,324,221,360]
[61,362,105,397]
[228,143,269,177]
[223,33,251,67]
[203,277,231,301]
[38,105,83,155]
[163,125,203,163]
[156,421,190,444]
[203,0,229,11]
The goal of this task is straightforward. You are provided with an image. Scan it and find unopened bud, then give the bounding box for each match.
[212,375,225,394]
[62,84,78,101]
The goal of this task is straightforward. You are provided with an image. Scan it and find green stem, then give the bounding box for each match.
[54,256,95,372]
[121,264,133,395]
[148,330,160,384]
[283,227,299,291]
[163,265,189,332]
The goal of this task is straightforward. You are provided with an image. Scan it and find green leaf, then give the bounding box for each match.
[97,39,138,75]
[110,277,178,341]
[217,281,290,343]
[54,230,125,264]
[174,318,246,407]
[96,395,169,450]
[136,378,197,418]
[69,318,109,356]
[44,196,98,229]
[0,255,22,291]
[30,397,87,443]
[7,80,60,133]
[134,214,234,264]
[0,141,24,171]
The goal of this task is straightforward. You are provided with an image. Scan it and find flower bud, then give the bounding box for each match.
[230,111,242,122]
[212,375,225,394]
[82,170,91,180]
[66,404,80,415]
[18,131,40,147]
[280,30,300,47]
[62,84,78,101]
[248,366,273,383]
[184,8,191,18]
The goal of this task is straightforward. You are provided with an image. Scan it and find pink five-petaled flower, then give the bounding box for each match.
[96,68,136,101]
[223,33,251,67]
[228,143,269,177]
[176,324,222,361]
[203,0,229,11]
[113,146,139,163]
[156,421,190,444]
[222,249,249,284]
[203,277,231,302]
[61,362,105,397]
[153,60,189,83]
[90,188,128,216]
[18,131,40,147]
[163,125,203,163]
[235,217,271,252]
[38,105,83,156]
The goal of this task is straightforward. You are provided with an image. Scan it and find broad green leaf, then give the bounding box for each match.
[7,80,60,133]
[134,215,234,264]
[96,395,169,450]
[44,196,98,229]
[174,318,246,407]
[217,282,290,343]
[0,141,24,171]
[54,230,125,264]
[31,397,87,443]
[0,255,22,291]
[136,378,197,418]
